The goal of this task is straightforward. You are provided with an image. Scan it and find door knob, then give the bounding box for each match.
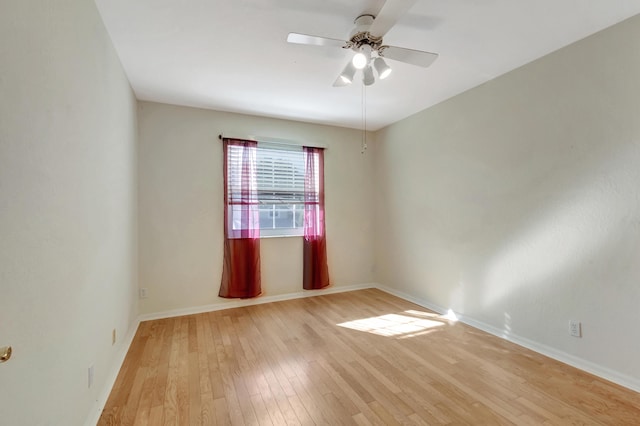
[0,346,12,363]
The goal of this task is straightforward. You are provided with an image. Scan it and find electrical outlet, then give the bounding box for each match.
[112,328,117,345]
[88,365,94,388]
[139,288,148,299]
[569,320,582,338]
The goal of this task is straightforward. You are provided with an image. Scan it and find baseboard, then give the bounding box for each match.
[457,312,640,393]
[374,284,640,394]
[375,284,450,316]
[83,319,141,426]
[138,283,377,322]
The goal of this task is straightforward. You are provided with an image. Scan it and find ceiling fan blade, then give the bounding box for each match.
[379,45,438,68]
[368,0,418,38]
[287,32,347,48]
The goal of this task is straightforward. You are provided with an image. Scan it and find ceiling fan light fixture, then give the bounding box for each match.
[363,65,375,86]
[352,45,372,70]
[374,57,392,79]
[352,52,367,69]
[286,1,440,90]
[338,61,356,84]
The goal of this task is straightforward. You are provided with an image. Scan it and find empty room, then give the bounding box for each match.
[2,0,640,424]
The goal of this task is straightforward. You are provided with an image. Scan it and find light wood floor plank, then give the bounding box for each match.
[99,289,640,425]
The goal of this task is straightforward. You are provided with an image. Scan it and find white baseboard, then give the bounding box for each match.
[138,283,376,322]
[374,284,640,394]
[83,319,140,426]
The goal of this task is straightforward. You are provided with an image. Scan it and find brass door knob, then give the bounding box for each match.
[0,346,12,363]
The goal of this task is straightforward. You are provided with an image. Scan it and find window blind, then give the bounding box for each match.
[255,143,304,205]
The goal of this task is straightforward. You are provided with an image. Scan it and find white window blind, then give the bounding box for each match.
[256,143,305,236]
[256,144,304,204]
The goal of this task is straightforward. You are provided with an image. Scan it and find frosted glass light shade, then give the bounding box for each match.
[352,45,372,70]
[363,65,375,86]
[352,52,367,69]
[374,57,392,79]
[339,61,357,84]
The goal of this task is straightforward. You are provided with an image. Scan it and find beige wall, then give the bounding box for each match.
[138,102,375,315]
[0,0,138,424]
[374,15,640,389]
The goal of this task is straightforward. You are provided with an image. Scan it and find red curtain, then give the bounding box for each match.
[303,147,330,290]
[219,138,261,298]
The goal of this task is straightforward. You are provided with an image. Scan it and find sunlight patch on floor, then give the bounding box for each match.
[338,313,445,338]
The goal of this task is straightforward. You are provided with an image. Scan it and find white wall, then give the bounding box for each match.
[374,15,640,388]
[0,1,138,424]
[138,102,375,315]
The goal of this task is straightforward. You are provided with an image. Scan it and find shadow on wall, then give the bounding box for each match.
[478,141,640,308]
[377,135,640,338]
[420,140,639,362]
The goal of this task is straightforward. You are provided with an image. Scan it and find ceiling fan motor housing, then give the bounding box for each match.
[348,14,383,52]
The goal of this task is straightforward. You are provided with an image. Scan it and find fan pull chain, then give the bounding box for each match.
[361,82,368,154]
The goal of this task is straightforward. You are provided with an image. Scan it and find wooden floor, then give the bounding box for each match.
[99,289,640,425]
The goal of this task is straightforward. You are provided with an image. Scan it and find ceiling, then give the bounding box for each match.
[94,0,640,131]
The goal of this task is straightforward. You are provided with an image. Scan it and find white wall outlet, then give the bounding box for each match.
[112,328,117,345]
[569,320,582,337]
[139,288,148,299]
[88,365,94,388]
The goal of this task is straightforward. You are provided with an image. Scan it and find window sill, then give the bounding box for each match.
[259,233,303,239]
[260,228,304,239]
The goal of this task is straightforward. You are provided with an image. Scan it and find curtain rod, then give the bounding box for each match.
[218,133,327,149]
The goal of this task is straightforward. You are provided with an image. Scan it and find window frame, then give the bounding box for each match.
[223,137,325,239]
[255,142,305,238]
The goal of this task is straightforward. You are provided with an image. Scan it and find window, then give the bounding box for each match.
[256,143,305,237]
[226,140,316,238]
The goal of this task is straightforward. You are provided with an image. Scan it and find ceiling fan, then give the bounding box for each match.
[287,0,438,87]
